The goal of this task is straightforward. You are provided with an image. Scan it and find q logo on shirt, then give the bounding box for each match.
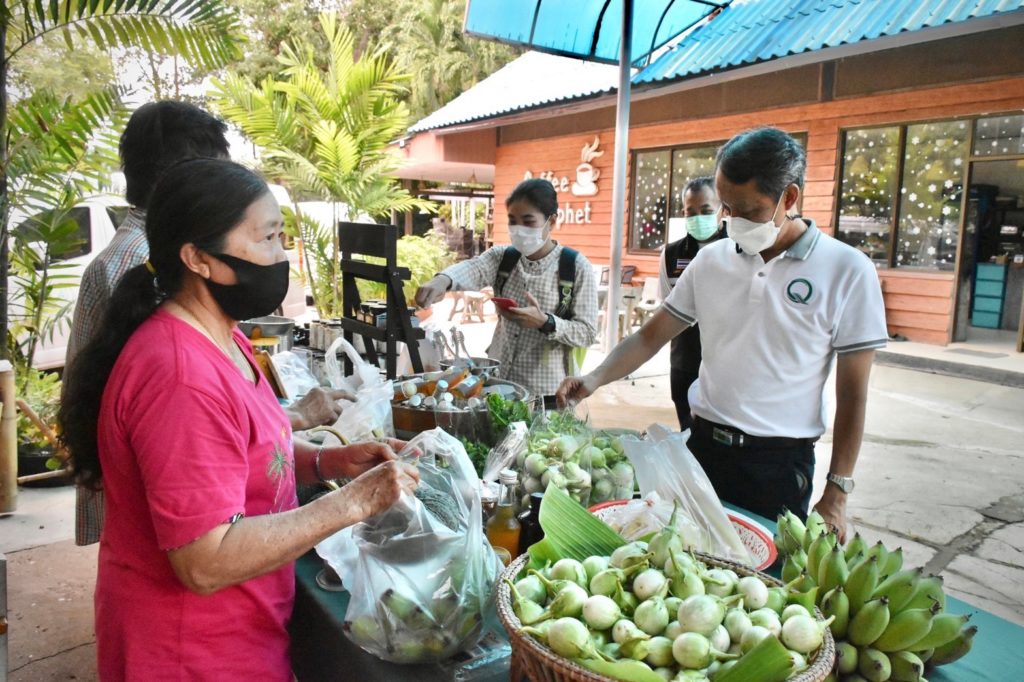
[786,278,814,305]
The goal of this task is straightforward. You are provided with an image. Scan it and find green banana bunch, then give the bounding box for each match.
[845,532,868,562]
[903,574,946,612]
[927,624,977,667]
[872,603,941,652]
[889,650,925,681]
[907,612,970,651]
[818,543,850,596]
[807,530,837,581]
[857,647,892,682]
[821,585,850,639]
[848,597,891,647]
[835,640,859,676]
[872,567,923,613]
[845,554,882,613]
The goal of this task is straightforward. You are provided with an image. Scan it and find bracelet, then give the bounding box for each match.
[314,445,329,483]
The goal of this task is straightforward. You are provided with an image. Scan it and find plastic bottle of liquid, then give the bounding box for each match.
[486,469,521,565]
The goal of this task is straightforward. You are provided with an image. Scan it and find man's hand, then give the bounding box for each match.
[555,374,599,407]
[414,275,450,309]
[813,485,849,544]
[500,292,548,329]
[287,388,354,431]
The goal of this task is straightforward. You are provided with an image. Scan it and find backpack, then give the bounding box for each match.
[495,246,579,320]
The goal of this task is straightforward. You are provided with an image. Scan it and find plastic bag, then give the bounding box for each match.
[514,407,594,509]
[316,429,503,664]
[324,336,380,394]
[271,351,321,399]
[319,336,394,443]
[620,423,751,564]
[592,491,703,545]
[586,429,640,505]
[480,422,528,484]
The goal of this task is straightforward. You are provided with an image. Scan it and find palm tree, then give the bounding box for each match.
[210,12,435,318]
[0,0,244,359]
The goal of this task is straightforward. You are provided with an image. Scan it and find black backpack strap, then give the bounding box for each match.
[495,247,521,296]
[555,247,579,320]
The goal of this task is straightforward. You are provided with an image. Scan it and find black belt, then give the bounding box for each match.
[692,415,817,449]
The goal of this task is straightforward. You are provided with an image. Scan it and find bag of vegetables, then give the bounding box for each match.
[316,429,504,663]
[516,408,596,510]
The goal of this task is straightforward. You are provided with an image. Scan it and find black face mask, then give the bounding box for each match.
[205,253,290,321]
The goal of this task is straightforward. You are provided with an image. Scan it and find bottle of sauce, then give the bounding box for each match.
[450,374,484,400]
[486,469,521,565]
[516,492,545,557]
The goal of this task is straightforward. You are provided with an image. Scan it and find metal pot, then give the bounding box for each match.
[237,315,295,353]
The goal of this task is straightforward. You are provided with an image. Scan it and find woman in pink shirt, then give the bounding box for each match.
[60,158,419,680]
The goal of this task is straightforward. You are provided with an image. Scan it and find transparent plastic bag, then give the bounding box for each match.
[271,351,322,399]
[316,429,503,664]
[620,423,751,564]
[586,428,640,506]
[515,406,594,509]
[319,336,394,443]
[591,491,703,545]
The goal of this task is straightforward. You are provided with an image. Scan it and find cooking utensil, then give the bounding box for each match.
[454,329,476,369]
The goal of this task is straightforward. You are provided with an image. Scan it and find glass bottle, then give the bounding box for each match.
[486,469,521,565]
[516,493,544,557]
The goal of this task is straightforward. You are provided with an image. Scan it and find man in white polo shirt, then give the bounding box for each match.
[557,127,886,540]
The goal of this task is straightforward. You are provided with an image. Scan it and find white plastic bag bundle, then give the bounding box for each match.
[270,351,320,399]
[620,424,752,564]
[315,429,503,664]
[321,336,394,443]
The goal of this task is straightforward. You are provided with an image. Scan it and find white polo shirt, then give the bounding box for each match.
[662,222,887,438]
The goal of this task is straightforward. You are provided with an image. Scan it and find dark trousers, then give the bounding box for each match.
[686,418,816,520]
[670,369,699,432]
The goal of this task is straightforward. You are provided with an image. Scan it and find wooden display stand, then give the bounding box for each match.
[337,222,424,379]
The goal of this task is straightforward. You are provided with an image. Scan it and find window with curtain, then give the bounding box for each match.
[836,119,969,270]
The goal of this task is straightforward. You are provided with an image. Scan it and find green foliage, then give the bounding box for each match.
[226,0,326,84]
[15,367,62,448]
[210,12,436,316]
[356,234,455,307]
[4,0,243,71]
[8,39,115,102]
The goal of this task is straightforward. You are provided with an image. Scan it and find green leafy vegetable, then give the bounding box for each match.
[486,393,530,430]
[458,437,490,477]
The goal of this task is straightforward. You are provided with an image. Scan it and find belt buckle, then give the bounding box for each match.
[712,426,745,447]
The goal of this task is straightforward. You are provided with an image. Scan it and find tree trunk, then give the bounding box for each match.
[1,24,9,362]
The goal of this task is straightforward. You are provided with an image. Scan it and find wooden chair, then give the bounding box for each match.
[448,289,489,323]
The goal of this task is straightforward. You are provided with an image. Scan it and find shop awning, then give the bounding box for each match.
[464,0,729,65]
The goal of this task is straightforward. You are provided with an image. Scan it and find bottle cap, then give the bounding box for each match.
[499,468,518,484]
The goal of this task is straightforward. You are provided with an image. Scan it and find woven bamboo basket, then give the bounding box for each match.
[497,552,835,682]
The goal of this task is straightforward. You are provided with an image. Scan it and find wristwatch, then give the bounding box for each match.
[826,473,855,494]
[539,313,556,335]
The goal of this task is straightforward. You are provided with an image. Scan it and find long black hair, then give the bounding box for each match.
[60,159,270,489]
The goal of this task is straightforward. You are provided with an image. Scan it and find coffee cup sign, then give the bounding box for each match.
[523,136,604,227]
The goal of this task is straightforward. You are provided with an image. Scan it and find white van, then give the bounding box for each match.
[9,196,129,370]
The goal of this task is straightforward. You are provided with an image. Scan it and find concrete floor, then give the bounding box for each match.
[3,299,1023,679]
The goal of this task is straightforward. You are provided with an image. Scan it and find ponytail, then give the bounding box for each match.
[59,263,164,489]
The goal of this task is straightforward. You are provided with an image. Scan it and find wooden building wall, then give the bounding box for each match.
[492,76,1024,345]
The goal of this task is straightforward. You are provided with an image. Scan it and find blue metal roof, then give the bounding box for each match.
[636,0,1024,84]
[464,0,730,64]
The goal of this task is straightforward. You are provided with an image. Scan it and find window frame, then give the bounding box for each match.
[627,139,726,255]
[834,116,982,271]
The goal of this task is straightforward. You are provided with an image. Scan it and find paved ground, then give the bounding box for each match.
[3,298,1023,679]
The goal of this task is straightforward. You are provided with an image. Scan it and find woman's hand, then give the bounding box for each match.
[414,275,451,309]
[286,387,354,431]
[324,440,408,480]
[341,460,420,521]
[500,292,548,329]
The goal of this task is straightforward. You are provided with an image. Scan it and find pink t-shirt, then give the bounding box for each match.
[95,308,297,681]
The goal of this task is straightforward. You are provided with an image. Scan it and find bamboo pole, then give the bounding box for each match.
[0,361,16,513]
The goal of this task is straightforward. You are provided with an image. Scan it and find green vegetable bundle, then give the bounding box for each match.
[504,487,833,682]
[774,510,977,681]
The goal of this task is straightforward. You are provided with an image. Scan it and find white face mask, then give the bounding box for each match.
[725,193,786,254]
[509,221,549,257]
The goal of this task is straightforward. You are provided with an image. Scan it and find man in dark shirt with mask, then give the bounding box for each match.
[658,176,723,430]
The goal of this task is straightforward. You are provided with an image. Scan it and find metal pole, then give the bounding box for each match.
[603,0,633,352]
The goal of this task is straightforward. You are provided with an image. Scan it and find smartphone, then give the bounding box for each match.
[490,297,518,310]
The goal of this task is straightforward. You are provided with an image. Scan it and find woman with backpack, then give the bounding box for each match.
[415,178,598,399]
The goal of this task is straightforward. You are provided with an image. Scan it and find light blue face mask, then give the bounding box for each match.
[685,214,720,241]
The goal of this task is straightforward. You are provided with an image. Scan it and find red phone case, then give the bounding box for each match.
[491,297,517,309]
